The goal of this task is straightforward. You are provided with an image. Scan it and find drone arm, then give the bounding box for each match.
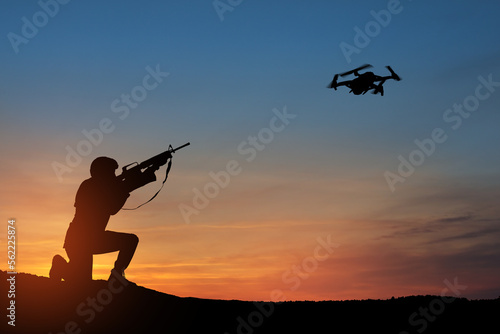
[385,66,401,81]
[378,75,393,81]
[332,80,349,88]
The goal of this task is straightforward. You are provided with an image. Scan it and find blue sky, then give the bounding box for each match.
[1,0,500,300]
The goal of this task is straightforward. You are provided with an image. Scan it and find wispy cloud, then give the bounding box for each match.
[427,226,500,245]
[431,214,473,224]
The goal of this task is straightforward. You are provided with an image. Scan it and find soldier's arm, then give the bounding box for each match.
[109,183,130,215]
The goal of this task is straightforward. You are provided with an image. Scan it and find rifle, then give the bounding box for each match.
[118,142,190,194]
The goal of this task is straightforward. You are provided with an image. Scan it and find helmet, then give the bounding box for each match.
[90,157,118,178]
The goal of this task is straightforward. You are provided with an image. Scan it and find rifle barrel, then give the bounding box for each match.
[172,142,190,153]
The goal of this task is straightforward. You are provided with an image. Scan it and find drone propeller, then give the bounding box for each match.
[327,74,339,89]
[386,66,401,81]
[340,64,372,77]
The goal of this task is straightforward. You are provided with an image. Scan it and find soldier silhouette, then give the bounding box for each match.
[50,157,148,283]
[50,143,186,284]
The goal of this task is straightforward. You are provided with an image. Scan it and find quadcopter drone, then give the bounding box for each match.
[327,64,401,96]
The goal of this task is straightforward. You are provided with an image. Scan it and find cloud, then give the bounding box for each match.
[427,226,500,245]
[432,214,473,224]
[375,213,500,248]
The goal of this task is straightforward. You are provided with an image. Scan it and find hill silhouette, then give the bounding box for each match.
[1,270,498,334]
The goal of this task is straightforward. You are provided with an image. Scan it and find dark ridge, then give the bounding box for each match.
[1,270,498,334]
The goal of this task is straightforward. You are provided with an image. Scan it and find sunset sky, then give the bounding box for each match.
[1,0,500,301]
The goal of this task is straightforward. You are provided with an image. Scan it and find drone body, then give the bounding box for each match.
[328,64,401,96]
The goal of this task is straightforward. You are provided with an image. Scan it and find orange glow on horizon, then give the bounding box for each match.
[2,155,499,302]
